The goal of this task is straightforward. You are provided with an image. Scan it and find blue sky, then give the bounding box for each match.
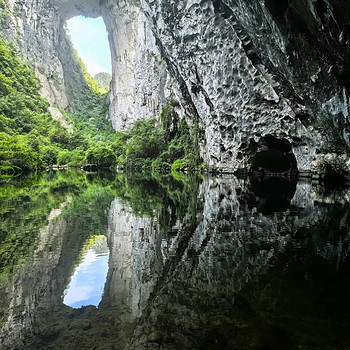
[66,16,112,76]
[63,247,109,308]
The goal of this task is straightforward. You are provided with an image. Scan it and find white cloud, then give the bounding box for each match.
[81,55,109,76]
[66,16,112,75]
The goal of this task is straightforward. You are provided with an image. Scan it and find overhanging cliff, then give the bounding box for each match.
[1,0,349,173]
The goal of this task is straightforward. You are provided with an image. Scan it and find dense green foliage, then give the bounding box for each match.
[0,38,116,176]
[0,38,59,174]
[94,72,111,93]
[113,103,203,174]
[0,37,202,177]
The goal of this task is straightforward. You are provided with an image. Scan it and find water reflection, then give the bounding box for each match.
[0,170,349,349]
[249,175,297,213]
[63,236,109,308]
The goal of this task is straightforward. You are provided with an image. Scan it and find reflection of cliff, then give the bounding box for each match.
[126,177,350,349]
[103,198,163,319]
[1,175,350,349]
[0,203,69,350]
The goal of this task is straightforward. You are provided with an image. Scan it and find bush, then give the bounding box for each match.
[70,148,86,166]
[125,119,165,166]
[49,125,69,145]
[0,133,41,172]
[41,145,58,165]
[85,145,115,167]
[57,149,72,165]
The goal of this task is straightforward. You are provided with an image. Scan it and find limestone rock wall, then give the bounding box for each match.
[2,0,169,131]
[141,0,350,172]
[3,0,69,108]
[2,0,350,171]
[103,0,171,131]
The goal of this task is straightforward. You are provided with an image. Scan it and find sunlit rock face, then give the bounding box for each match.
[3,0,169,131]
[2,0,68,109]
[102,0,170,131]
[3,0,350,171]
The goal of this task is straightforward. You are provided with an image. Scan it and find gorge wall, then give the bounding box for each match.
[1,0,350,173]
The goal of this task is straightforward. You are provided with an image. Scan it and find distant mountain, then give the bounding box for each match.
[94,72,112,93]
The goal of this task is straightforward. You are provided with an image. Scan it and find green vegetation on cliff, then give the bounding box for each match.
[0,37,202,177]
[0,38,116,176]
[0,38,62,174]
[112,103,203,174]
[94,72,111,93]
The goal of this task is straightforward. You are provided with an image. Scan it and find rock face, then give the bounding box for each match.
[140,0,350,173]
[102,0,171,131]
[2,0,350,172]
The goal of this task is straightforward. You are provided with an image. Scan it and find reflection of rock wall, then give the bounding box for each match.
[0,204,69,350]
[105,199,163,319]
[127,177,350,349]
[2,177,350,349]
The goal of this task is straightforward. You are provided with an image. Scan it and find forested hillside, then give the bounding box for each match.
[0,38,116,176]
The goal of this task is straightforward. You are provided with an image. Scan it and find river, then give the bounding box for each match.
[0,169,349,349]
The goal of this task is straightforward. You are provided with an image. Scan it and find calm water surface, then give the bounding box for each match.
[0,169,349,349]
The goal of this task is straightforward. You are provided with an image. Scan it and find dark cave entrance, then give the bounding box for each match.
[265,0,289,24]
[250,135,298,175]
[314,0,328,20]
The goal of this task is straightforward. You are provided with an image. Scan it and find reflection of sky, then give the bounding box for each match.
[63,247,109,308]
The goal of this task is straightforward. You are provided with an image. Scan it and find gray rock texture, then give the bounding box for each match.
[1,0,350,172]
[140,0,350,173]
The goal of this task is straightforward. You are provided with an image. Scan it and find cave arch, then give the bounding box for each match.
[56,0,102,21]
[250,135,298,175]
[65,15,111,78]
[53,0,147,131]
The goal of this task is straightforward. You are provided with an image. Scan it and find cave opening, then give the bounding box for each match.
[265,0,289,24]
[65,15,112,91]
[314,0,328,20]
[250,135,298,175]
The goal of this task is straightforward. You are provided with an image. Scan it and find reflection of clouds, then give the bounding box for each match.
[63,247,109,308]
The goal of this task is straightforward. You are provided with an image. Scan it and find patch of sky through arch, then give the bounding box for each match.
[66,16,112,77]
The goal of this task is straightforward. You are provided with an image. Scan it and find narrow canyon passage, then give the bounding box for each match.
[0,1,350,349]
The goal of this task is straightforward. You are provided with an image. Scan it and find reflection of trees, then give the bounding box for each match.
[0,169,115,349]
[91,236,108,255]
[1,171,350,349]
